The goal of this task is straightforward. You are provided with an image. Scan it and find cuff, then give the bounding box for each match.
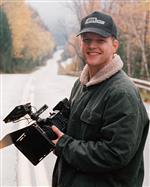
[54,134,70,156]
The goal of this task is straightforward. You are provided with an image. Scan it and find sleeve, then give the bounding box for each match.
[54,90,144,173]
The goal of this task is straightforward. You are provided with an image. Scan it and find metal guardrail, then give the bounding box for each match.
[131,78,150,92]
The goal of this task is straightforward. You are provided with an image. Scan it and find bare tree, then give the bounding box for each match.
[115,1,150,80]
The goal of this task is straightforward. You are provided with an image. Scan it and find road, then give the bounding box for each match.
[0,50,150,187]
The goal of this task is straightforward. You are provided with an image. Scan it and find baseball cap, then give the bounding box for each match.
[77,11,117,38]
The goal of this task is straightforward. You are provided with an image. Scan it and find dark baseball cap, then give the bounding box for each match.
[77,11,117,38]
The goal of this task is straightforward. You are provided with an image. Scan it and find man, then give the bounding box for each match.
[51,11,149,187]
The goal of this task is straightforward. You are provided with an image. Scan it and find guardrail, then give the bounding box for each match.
[131,78,150,92]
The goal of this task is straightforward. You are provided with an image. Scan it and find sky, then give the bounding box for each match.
[26,0,76,27]
[26,0,78,45]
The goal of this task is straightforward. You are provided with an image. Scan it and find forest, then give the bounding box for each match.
[0,0,55,73]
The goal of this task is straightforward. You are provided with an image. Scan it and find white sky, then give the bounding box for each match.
[26,0,76,26]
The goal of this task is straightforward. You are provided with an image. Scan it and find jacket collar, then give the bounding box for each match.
[80,54,123,87]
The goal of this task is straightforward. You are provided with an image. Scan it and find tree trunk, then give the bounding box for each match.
[126,41,131,77]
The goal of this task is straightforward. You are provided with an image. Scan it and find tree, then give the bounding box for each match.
[115,0,150,80]
[1,0,56,73]
[0,8,12,73]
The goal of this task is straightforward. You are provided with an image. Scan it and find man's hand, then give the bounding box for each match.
[51,125,64,145]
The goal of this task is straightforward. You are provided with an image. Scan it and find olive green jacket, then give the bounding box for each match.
[52,55,149,187]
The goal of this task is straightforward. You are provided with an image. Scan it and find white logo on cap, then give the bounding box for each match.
[85,17,105,25]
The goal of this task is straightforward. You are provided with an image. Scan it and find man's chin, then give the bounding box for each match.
[86,58,101,65]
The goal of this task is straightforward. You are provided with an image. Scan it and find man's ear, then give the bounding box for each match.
[79,35,83,47]
[113,39,119,53]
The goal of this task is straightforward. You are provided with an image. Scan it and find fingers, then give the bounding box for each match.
[52,126,59,136]
[51,126,64,145]
[52,125,64,138]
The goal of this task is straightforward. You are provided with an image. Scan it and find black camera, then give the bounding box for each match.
[2,98,70,165]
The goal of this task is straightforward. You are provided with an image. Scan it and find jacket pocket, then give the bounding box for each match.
[80,108,102,125]
[80,109,102,140]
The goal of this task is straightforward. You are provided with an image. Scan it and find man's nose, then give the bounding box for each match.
[88,40,99,48]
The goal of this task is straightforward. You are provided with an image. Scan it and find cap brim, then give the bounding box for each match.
[76,27,111,37]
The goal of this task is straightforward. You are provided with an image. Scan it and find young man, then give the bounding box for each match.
[51,11,149,187]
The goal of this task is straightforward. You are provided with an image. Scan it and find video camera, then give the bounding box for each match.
[2,98,70,165]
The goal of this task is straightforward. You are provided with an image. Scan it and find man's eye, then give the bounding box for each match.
[82,39,91,44]
[82,38,106,45]
[97,39,105,43]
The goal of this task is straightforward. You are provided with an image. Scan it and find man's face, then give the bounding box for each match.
[80,32,119,69]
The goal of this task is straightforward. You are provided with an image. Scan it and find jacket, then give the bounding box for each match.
[52,55,149,187]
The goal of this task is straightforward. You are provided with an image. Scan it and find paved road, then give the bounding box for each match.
[0,50,77,187]
[0,50,150,186]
